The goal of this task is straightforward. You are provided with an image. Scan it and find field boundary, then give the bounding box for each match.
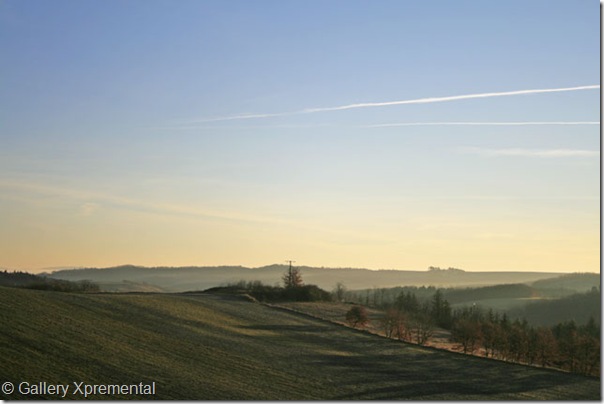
[264,301,599,380]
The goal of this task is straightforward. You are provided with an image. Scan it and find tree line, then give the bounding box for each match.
[0,270,99,292]
[450,304,599,376]
[345,288,599,377]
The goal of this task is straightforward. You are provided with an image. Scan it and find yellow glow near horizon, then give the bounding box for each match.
[0,184,598,274]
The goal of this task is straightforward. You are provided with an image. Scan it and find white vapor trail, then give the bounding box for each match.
[365,121,600,128]
[302,85,600,113]
[460,147,599,158]
[198,112,291,122]
[193,85,599,123]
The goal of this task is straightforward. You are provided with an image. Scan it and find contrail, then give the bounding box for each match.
[459,147,599,158]
[364,121,600,128]
[301,85,599,113]
[195,112,291,123]
[192,84,599,123]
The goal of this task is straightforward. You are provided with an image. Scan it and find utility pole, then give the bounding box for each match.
[285,260,296,281]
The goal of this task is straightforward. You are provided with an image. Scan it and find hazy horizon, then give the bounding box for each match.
[12,262,600,276]
[1,1,599,273]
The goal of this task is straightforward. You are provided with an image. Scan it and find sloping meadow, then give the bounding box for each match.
[0,286,599,400]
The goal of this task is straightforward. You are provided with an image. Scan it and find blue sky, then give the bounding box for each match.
[0,0,600,272]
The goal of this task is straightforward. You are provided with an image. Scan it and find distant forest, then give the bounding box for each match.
[345,273,600,327]
[0,270,99,292]
[508,288,600,327]
[344,283,599,376]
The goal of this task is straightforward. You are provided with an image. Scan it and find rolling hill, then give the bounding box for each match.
[46,264,575,292]
[507,288,601,326]
[531,273,600,295]
[0,286,599,400]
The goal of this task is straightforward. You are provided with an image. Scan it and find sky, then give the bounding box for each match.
[0,0,600,273]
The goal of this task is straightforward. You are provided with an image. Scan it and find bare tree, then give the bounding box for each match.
[380,308,407,339]
[346,305,369,328]
[380,308,399,338]
[481,321,498,358]
[451,318,482,354]
[410,312,434,345]
[332,282,347,302]
[534,326,557,367]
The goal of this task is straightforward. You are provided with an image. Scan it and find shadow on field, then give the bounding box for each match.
[312,349,596,400]
[240,314,598,400]
[73,294,601,400]
[239,324,330,333]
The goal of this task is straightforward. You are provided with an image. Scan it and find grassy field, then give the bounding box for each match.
[275,301,458,352]
[0,286,599,400]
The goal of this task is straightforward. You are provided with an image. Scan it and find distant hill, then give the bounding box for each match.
[96,280,168,293]
[531,273,600,296]
[507,288,601,327]
[345,279,600,327]
[443,283,537,305]
[47,264,580,292]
